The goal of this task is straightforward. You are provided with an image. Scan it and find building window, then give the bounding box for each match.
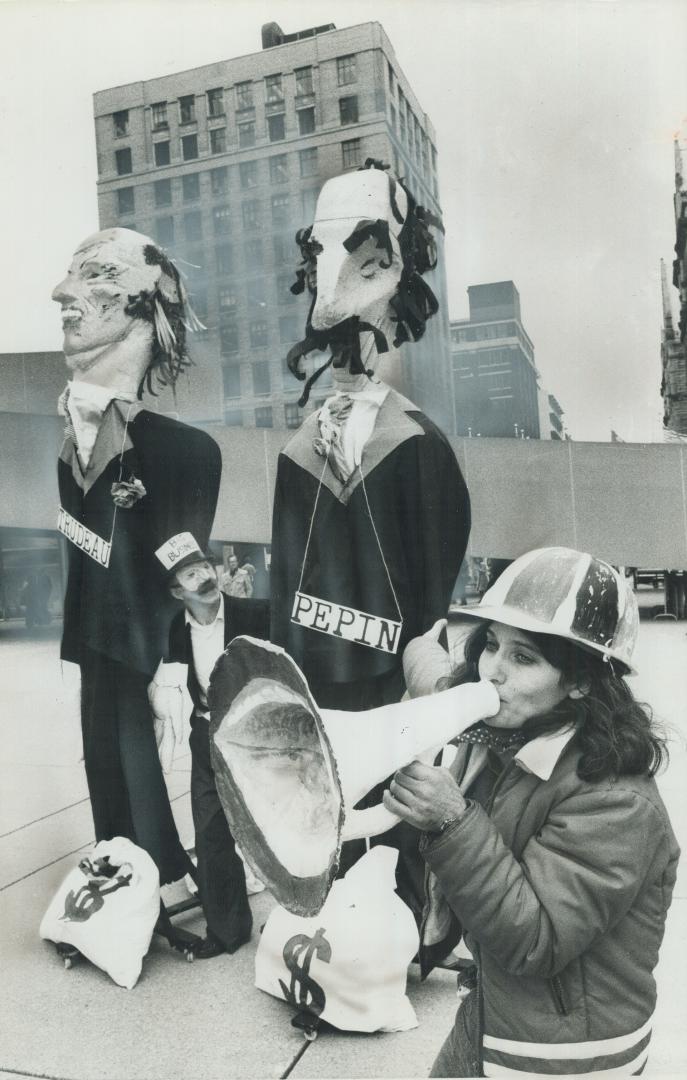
[219,285,238,311]
[339,96,359,125]
[115,148,132,175]
[151,101,168,130]
[155,216,174,246]
[297,107,315,135]
[154,179,172,207]
[387,62,395,97]
[184,211,202,242]
[179,95,195,124]
[252,357,271,388]
[222,363,241,398]
[181,134,198,161]
[255,406,273,428]
[269,153,289,184]
[180,173,199,202]
[299,147,318,178]
[113,110,129,137]
[273,235,291,266]
[207,87,224,117]
[210,166,228,196]
[301,188,318,221]
[277,271,296,302]
[341,138,362,170]
[236,80,253,109]
[284,403,301,429]
[247,278,267,308]
[250,322,270,350]
[389,103,397,133]
[242,200,260,231]
[244,237,263,270]
[210,128,226,155]
[212,206,232,234]
[279,316,300,344]
[225,407,243,426]
[295,66,314,97]
[239,160,258,189]
[271,193,290,228]
[267,113,286,142]
[238,120,255,148]
[117,188,135,216]
[216,244,232,275]
[337,54,357,86]
[219,322,239,356]
[154,141,170,167]
[265,74,284,104]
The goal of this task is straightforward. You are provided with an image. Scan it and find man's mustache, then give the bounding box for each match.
[197,579,217,595]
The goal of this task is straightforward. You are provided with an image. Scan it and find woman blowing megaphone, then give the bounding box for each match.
[384,547,678,1079]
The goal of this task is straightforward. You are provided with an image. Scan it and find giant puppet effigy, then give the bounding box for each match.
[52,228,221,940]
[270,161,470,713]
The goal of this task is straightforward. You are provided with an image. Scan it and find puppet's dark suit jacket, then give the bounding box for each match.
[270,388,470,708]
[59,406,221,677]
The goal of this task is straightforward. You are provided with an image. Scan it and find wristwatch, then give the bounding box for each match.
[434,814,460,835]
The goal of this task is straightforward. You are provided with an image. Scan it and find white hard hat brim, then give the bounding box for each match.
[459,603,638,677]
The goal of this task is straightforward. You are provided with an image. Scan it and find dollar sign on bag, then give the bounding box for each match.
[278,927,331,1016]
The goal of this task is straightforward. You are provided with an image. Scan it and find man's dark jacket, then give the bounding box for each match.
[59,407,222,677]
[165,592,270,703]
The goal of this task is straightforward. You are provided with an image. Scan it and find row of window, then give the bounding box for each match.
[119,185,315,233]
[386,57,437,178]
[113,133,358,178]
[222,367,331,417]
[111,55,357,139]
[113,98,359,176]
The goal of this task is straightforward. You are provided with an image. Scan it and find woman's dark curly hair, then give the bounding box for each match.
[446,621,667,782]
[286,159,444,405]
[123,244,196,398]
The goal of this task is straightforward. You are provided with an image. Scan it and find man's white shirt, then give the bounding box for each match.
[185,600,225,719]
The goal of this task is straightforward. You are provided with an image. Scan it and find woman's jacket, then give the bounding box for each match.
[405,638,680,1078]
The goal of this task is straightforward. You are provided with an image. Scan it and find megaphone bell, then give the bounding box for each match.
[209,637,498,916]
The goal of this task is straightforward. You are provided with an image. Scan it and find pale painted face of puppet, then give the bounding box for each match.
[309,170,408,335]
[51,228,161,373]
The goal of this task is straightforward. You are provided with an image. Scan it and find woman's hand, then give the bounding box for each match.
[383,760,467,833]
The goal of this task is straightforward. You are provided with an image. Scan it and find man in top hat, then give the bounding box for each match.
[151,533,269,958]
[53,227,221,908]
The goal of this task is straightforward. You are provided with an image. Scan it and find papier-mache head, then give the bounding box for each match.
[52,227,204,397]
[287,159,444,405]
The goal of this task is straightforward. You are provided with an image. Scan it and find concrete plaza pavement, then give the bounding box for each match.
[0,596,685,1079]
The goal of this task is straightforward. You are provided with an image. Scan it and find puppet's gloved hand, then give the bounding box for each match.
[402,619,452,699]
[148,663,187,773]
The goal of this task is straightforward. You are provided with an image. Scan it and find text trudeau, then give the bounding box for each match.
[57,506,112,568]
[291,590,402,654]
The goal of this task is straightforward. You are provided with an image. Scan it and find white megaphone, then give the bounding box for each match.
[208,636,499,916]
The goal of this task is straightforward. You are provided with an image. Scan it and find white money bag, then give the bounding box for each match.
[40,837,160,989]
[255,846,419,1033]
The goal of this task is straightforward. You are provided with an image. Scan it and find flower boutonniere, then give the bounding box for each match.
[111,476,147,509]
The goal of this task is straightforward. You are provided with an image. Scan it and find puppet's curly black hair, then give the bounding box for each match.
[124,244,196,398]
[286,159,444,405]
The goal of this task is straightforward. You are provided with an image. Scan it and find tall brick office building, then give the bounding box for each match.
[93,20,452,431]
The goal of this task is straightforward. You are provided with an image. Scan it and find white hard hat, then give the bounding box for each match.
[464,547,639,674]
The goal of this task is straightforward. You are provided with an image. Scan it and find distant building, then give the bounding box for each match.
[538,389,569,441]
[663,142,687,437]
[92,19,452,431]
[449,281,541,438]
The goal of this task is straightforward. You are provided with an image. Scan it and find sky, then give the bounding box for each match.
[0,0,685,441]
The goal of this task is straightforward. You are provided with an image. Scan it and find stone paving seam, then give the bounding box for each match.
[0,788,192,892]
[0,798,91,841]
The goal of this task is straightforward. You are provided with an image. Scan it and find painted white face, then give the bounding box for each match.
[171,559,220,607]
[51,228,161,372]
[309,170,408,334]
